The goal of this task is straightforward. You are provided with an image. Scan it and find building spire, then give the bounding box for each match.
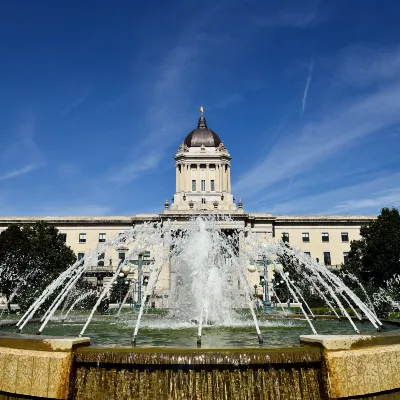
[197,106,207,128]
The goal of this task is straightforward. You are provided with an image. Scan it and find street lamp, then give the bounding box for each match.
[118,272,126,307]
[256,255,273,313]
[131,251,151,312]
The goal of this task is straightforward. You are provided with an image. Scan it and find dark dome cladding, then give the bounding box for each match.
[184,116,222,147]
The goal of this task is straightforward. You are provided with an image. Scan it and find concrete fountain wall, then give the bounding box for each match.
[0,330,400,399]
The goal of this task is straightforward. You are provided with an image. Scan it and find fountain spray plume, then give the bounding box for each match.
[132,225,174,345]
[62,290,97,322]
[273,263,317,334]
[131,256,166,346]
[343,272,377,317]
[270,286,287,315]
[83,220,170,339]
[319,266,382,330]
[19,225,140,333]
[79,259,126,337]
[306,275,341,320]
[0,270,36,319]
[17,259,85,332]
[275,241,382,331]
[116,279,135,318]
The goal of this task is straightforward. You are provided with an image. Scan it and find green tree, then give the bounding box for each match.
[109,279,131,304]
[0,222,76,312]
[343,207,400,288]
[0,225,31,312]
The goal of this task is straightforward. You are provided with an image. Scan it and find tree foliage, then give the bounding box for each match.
[343,207,400,288]
[0,222,76,312]
[275,241,325,308]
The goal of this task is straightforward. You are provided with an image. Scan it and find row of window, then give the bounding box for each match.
[61,232,124,244]
[77,249,348,267]
[282,232,349,243]
[304,251,349,265]
[65,231,350,245]
[192,179,215,192]
[77,252,126,266]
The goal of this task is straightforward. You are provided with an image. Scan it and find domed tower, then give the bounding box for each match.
[170,108,237,212]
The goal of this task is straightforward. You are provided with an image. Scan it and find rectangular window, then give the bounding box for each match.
[99,233,106,243]
[60,233,67,243]
[78,252,85,260]
[118,232,126,243]
[282,232,289,242]
[322,232,329,242]
[302,232,310,242]
[98,252,105,260]
[323,252,331,266]
[192,180,196,191]
[343,252,349,264]
[201,179,205,191]
[201,198,206,204]
[118,252,126,261]
[210,179,215,191]
[304,252,311,257]
[79,233,86,243]
[341,232,349,242]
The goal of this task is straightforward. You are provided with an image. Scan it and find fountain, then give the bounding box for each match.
[1,215,400,399]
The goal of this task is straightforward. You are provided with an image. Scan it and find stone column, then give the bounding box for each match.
[216,165,220,192]
[205,164,210,191]
[227,165,231,192]
[186,164,190,192]
[197,164,200,192]
[221,163,226,191]
[181,164,185,193]
[176,165,180,192]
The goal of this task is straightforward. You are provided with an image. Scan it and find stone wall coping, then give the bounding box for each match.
[300,329,400,350]
[0,332,90,351]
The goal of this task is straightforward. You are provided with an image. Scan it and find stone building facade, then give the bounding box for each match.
[0,112,374,305]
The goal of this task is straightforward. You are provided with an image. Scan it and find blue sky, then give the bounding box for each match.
[1,0,400,216]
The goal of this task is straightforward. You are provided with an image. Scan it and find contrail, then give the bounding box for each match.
[301,59,314,118]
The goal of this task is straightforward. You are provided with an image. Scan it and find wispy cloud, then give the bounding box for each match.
[234,46,400,201]
[60,86,91,115]
[264,173,400,215]
[0,118,44,182]
[107,11,227,185]
[107,42,200,185]
[234,82,400,198]
[301,59,314,117]
[0,163,43,181]
[335,45,400,86]
[215,93,243,109]
[255,5,320,29]
[109,154,161,185]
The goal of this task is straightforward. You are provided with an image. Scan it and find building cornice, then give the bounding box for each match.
[272,215,376,224]
[0,214,377,227]
[0,216,138,226]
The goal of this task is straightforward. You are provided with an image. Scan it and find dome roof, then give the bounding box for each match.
[184,116,222,147]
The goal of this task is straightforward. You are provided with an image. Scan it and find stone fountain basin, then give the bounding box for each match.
[0,330,400,399]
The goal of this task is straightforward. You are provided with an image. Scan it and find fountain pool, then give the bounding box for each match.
[3,314,399,348]
[1,215,400,399]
